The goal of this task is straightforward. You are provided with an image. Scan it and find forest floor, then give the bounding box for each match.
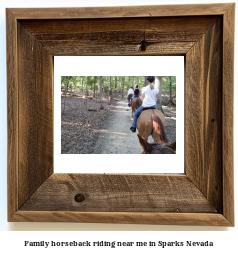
[61,95,176,154]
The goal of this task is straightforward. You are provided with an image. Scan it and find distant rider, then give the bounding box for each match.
[133,84,140,98]
[127,86,134,106]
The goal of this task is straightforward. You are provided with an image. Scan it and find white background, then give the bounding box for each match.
[0,0,237,253]
[54,56,184,173]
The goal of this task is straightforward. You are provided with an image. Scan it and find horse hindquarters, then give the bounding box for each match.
[131,98,142,117]
[137,111,153,141]
[137,109,167,142]
[135,98,142,110]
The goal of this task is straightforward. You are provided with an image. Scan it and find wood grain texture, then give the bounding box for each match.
[222,4,235,226]
[6,4,234,225]
[20,174,217,213]
[18,23,54,208]
[20,16,218,34]
[6,9,18,221]
[37,41,193,56]
[186,18,223,212]
[8,4,233,19]
[19,17,218,56]
[11,211,232,226]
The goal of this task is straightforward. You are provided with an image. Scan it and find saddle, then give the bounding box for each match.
[141,107,156,111]
[138,107,156,119]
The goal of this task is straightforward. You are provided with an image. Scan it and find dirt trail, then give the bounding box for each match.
[92,100,156,154]
[61,96,176,154]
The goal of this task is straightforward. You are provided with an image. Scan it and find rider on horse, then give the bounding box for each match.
[133,84,140,98]
[127,86,134,106]
[130,76,159,133]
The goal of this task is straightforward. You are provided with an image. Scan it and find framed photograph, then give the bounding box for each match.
[55,56,184,174]
[7,3,234,225]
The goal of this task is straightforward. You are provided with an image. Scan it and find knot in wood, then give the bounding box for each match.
[140,40,148,52]
[74,193,85,202]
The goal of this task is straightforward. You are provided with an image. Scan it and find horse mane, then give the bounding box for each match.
[157,142,176,154]
[137,134,176,154]
[151,114,168,143]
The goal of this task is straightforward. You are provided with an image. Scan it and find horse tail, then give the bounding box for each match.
[152,114,168,143]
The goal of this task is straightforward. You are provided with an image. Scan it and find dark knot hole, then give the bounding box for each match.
[140,40,147,51]
[74,193,85,202]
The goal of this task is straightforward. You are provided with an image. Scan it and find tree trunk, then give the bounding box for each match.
[86,76,89,96]
[144,76,147,87]
[155,76,164,114]
[98,76,102,102]
[121,76,125,98]
[62,82,69,115]
[109,76,112,97]
[115,76,117,89]
[169,76,172,102]
[169,76,175,106]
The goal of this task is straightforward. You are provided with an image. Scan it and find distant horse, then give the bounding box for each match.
[137,134,176,154]
[136,109,167,143]
[131,97,142,116]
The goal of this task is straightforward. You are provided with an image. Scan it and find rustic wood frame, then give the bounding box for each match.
[7,4,234,226]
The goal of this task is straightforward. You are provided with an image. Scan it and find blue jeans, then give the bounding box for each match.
[131,105,157,128]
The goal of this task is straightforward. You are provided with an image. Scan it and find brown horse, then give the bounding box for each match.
[137,134,176,154]
[131,97,142,116]
[136,109,168,143]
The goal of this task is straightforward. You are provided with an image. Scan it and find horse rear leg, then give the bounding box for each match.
[138,122,151,142]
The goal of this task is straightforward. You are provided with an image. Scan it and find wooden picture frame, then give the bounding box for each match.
[7,3,234,226]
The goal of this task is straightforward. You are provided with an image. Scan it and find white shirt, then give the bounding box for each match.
[142,85,159,107]
[128,88,134,95]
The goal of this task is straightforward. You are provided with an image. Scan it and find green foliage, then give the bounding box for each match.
[162,76,176,94]
[61,76,176,94]
[61,76,80,91]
